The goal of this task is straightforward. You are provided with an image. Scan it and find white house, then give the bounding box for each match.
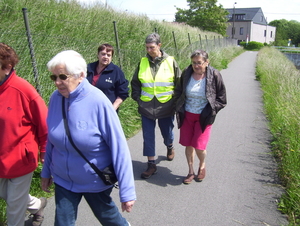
[226,7,276,44]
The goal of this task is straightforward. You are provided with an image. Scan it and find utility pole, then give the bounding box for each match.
[102,0,107,8]
[265,17,268,43]
[232,2,237,39]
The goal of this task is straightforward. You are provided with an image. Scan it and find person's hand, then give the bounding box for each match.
[41,177,53,193]
[121,200,135,212]
[112,103,119,110]
[39,152,45,164]
[112,97,123,110]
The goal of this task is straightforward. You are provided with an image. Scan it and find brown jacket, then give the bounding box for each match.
[174,65,227,131]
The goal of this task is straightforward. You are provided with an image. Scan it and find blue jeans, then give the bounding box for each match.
[142,115,174,157]
[54,184,128,226]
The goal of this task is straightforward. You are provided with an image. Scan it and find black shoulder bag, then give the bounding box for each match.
[62,98,118,188]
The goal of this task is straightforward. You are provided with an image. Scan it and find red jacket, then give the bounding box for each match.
[0,70,48,178]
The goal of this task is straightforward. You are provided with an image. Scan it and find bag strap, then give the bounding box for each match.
[62,97,91,163]
[61,97,110,185]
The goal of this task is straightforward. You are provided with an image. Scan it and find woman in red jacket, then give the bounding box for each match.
[0,43,48,226]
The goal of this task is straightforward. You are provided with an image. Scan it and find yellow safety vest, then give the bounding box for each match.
[138,56,175,103]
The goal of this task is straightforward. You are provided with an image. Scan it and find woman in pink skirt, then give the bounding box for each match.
[174,50,227,184]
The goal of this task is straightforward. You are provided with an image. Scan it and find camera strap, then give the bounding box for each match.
[61,97,118,188]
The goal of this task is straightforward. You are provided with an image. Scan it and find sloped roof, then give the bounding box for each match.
[226,7,267,25]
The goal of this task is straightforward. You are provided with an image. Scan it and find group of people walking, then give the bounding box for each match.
[131,33,226,183]
[0,32,226,226]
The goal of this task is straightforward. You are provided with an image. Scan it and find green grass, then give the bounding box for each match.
[256,47,300,225]
[274,46,300,54]
[0,0,243,223]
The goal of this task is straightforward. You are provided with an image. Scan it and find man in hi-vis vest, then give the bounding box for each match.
[131,33,181,179]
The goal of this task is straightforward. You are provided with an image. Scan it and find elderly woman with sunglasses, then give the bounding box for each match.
[174,49,227,184]
[41,50,136,226]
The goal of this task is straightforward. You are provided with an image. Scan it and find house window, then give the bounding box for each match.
[264,30,267,37]
[234,14,245,20]
[270,31,273,38]
[240,27,244,35]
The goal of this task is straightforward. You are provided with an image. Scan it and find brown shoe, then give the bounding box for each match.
[183,174,195,184]
[167,146,175,161]
[31,197,47,226]
[141,162,157,179]
[195,167,206,182]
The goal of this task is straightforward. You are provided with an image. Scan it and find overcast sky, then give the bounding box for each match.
[76,0,300,23]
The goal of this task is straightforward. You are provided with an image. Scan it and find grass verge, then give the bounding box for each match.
[256,47,300,225]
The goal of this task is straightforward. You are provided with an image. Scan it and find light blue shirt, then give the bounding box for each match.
[185,76,208,114]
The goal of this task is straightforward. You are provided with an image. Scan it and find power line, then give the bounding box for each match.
[264,12,300,15]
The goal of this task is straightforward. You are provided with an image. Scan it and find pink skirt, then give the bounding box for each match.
[179,111,212,150]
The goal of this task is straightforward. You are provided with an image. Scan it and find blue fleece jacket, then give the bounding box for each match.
[41,79,136,203]
[87,61,129,103]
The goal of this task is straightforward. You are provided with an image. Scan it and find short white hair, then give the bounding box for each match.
[47,50,87,78]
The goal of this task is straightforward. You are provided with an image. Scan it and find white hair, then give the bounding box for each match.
[47,50,87,78]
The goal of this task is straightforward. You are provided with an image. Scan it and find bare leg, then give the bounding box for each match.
[185,146,195,174]
[195,149,207,181]
[195,149,206,169]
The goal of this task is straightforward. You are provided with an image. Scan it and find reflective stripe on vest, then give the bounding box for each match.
[138,56,175,103]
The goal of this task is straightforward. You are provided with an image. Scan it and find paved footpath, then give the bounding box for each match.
[39,51,288,226]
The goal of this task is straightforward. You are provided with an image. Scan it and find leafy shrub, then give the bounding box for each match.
[274,39,289,46]
[240,41,264,50]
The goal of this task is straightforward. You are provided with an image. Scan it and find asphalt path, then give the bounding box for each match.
[38,51,288,226]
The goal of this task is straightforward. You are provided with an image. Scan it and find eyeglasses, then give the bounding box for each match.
[50,74,71,81]
[192,61,206,66]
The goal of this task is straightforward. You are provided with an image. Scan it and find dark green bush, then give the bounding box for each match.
[240,41,264,50]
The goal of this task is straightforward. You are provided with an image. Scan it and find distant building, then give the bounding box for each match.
[226,7,276,45]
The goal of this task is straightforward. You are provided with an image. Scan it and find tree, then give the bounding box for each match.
[288,20,300,46]
[269,19,290,45]
[175,0,229,35]
[269,19,300,46]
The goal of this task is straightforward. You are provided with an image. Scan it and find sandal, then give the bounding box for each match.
[195,167,206,182]
[183,174,195,184]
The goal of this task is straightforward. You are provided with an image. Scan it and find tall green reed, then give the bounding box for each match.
[257,47,300,225]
